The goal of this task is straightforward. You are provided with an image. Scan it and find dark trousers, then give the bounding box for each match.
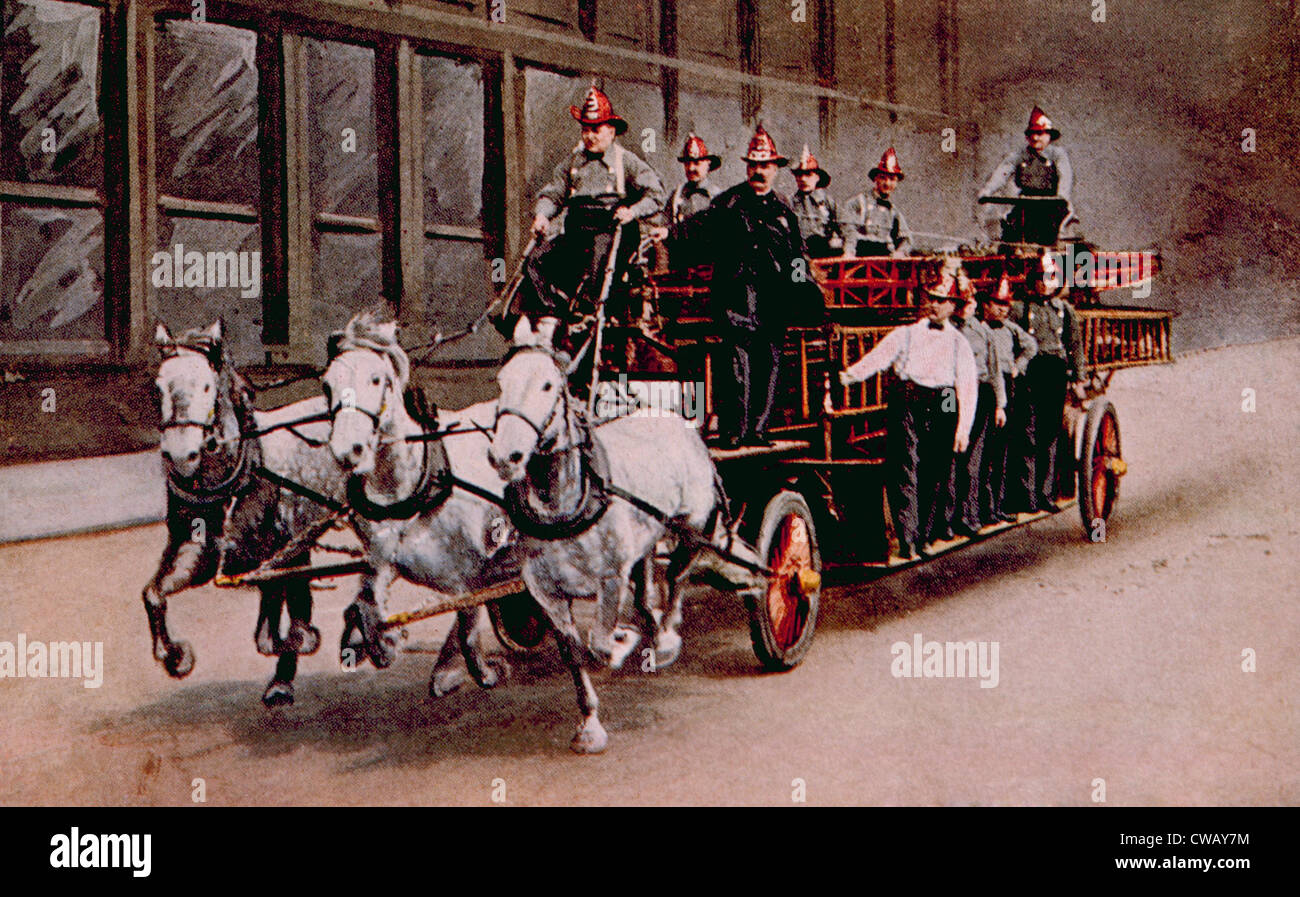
[885,380,958,550]
[982,373,1017,520]
[1015,353,1068,507]
[715,328,782,443]
[854,239,891,257]
[520,208,637,323]
[999,198,1069,246]
[948,381,995,531]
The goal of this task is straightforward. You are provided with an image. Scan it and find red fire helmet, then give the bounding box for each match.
[986,273,1015,304]
[570,83,628,134]
[1024,105,1061,140]
[742,124,789,166]
[791,144,831,187]
[868,147,905,181]
[677,133,721,170]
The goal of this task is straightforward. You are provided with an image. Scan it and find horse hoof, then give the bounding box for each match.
[653,630,683,670]
[570,717,608,755]
[163,641,196,679]
[429,668,468,698]
[341,602,396,669]
[477,655,511,689]
[607,626,642,671]
[369,634,398,669]
[254,618,277,657]
[262,680,294,708]
[284,623,321,656]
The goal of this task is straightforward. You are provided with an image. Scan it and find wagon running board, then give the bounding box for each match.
[838,499,1079,572]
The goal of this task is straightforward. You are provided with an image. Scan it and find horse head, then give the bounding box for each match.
[155,319,236,479]
[323,311,408,475]
[488,316,573,483]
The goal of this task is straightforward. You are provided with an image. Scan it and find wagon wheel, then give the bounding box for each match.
[1077,400,1124,540]
[487,591,550,654]
[745,491,821,671]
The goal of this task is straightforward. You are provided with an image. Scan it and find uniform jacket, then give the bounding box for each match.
[985,318,1038,379]
[791,188,842,253]
[1012,293,1085,380]
[534,142,666,222]
[687,182,823,333]
[979,144,1073,202]
[839,191,911,256]
[953,315,1007,409]
[666,179,720,226]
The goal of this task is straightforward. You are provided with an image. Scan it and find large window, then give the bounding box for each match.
[418,52,489,346]
[303,37,382,342]
[0,0,106,354]
[151,18,262,363]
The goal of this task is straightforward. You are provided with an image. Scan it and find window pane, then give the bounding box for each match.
[422,238,489,333]
[306,38,377,218]
[152,217,263,364]
[0,203,104,340]
[421,54,483,228]
[309,230,382,344]
[677,0,737,66]
[2,0,103,187]
[523,68,581,202]
[153,19,259,205]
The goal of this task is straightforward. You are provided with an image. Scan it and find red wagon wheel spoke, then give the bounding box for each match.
[767,515,811,650]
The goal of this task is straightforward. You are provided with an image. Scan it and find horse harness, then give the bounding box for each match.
[497,346,687,541]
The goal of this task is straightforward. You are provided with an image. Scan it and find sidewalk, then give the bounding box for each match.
[0,450,165,544]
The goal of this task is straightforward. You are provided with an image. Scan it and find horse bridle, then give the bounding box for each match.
[494,346,572,454]
[157,345,255,504]
[326,356,392,433]
[158,345,223,445]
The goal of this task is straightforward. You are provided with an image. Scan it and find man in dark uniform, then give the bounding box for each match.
[648,133,722,271]
[1010,251,1086,512]
[980,274,1037,524]
[840,268,977,560]
[789,145,843,258]
[946,271,1006,538]
[839,148,911,257]
[686,125,821,448]
[519,84,665,347]
[978,106,1074,246]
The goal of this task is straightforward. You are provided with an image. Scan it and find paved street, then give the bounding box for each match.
[1,340,1296,805]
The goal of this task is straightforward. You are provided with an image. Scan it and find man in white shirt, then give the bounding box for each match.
[840,266,978,559]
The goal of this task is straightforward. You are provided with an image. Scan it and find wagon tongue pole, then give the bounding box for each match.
[586,224,624,413]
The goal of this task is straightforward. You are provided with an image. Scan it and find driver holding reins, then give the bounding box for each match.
[519,83,665,349]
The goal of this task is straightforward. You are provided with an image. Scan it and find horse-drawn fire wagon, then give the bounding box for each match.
[591,234,1173,671]
[147,218,1172,754]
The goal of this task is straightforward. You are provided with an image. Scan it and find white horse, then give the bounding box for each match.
[323,313,523,696]
[148,320,344,706]
[487,317,730,753]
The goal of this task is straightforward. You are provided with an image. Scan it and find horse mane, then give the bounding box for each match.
[337,311,410,391]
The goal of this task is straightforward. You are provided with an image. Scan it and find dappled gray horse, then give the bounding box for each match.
[323,313,518,697]
[487,317,728,753]
[146,320,344,706]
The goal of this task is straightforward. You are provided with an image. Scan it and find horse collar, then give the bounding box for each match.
[165,429,258,507]
[347,432,453,521]
[504,419,611,540]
